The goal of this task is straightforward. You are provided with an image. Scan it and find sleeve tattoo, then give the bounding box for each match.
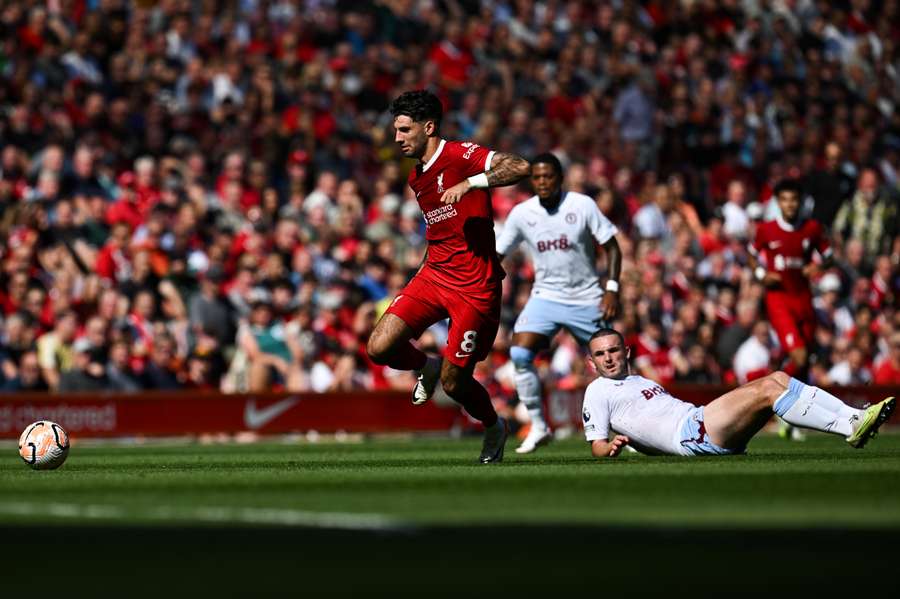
[486,152,531,187]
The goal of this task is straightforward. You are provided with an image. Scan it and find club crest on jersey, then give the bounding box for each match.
[566,213,577,224]
[437,173,444,194]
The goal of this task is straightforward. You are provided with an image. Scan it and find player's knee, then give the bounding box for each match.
[763,371,791,395]
[509,346,535,371]
[366,335,389,364]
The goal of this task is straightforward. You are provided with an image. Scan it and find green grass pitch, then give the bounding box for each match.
[3,432,900,528]
[3,432,898,595]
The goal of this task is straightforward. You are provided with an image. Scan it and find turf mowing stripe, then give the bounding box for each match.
[0,502,411,531]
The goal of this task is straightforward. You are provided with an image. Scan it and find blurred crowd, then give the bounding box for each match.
[0,0,898,400]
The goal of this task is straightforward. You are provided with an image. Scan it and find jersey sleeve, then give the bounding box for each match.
[496,208,523,256]
[585,198,619,245]
[455,142,495,178]
[582,382,611,442]
[812,221,833,259]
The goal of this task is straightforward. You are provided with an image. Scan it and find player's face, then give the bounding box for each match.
[530,163,562,200]
[589,334,629,380]
[393,115,432,159]
[776,191,800,222]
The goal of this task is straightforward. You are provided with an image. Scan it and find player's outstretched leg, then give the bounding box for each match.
[510,346,552,454]
[441,364,507,463]
[772,375,894,448]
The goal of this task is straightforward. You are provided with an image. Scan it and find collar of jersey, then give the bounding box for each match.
[532,190,568,214]
[775,212,797,232]
[422,139,446,172]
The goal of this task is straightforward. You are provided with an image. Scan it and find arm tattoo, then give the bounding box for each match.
[486,152,530,187]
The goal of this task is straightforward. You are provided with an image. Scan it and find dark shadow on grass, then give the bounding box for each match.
[1,525,897,595]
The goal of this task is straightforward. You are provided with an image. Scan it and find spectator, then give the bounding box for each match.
[828,346,873,386]
[106,340,141,392]
[188,265,236,348]
[59,338,110,392]
[873,333,900,385]
[139,332,182,390]
[833,169,898,267]
[235,288,293,393]
[35,309,78,391]
[2,350,48,392]
[804,141,854,229]
[721,180,751,242]
[733,321,775,385]
[633,184,672,241]
[0,311,37,384]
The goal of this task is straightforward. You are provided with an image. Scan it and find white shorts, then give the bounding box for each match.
[514,296,606,345]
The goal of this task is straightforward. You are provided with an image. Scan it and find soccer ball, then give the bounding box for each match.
[18,421,70,470]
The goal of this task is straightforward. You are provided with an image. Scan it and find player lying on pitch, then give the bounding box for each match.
[583,328,895,458]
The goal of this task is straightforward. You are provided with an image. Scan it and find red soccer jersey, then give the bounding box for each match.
[751,215,831,296]
[407,139,503,296]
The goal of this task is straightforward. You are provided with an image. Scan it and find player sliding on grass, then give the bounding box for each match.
[583,328,895,458]
[496,153,621,454]
[366,90,530,464]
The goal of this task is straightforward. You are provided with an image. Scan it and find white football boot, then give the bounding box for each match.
[412,356,442,406]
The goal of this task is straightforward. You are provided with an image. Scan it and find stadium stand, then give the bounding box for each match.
[0,0,897,412]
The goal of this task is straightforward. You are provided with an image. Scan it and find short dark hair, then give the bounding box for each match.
[390,90,442,130]
[531,152,563,177]
[589,327,625,347]
[773,178,802,197]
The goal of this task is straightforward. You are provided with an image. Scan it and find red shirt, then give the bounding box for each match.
[751,216,831,296]
[407,140,504,300]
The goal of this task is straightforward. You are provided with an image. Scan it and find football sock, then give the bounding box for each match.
[514,365,546,432]
[448,379,497,427]
[510,346,546,431]
[388,341,427,371]
[775,377,862,436]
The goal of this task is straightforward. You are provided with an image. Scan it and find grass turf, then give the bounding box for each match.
[2,432,899,528]
[2,432,899,596]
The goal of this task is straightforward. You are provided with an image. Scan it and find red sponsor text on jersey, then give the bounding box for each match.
[641,384,670,400]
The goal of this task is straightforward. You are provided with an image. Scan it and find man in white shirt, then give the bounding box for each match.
[583,328,894,458]
[497,153,621,453]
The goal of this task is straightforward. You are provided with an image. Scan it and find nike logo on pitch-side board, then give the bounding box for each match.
[244,397,301,430]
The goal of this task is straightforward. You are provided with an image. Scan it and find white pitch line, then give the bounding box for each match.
[0,502,410,532]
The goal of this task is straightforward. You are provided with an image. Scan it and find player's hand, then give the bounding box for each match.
[802,263,820,278]
[608,435,630,457]
[440,181,471,204]
[601,291,619,321]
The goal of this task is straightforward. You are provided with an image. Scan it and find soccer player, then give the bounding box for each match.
[583,328,894,458]
[366,90,530,463]
[496,153,621,453]
[748,178,832,378]
[748,178,833,440]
